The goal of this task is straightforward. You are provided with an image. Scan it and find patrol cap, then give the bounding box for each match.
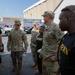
[14,20,21,26]
[42,11,55,19]
[62,5,75,14]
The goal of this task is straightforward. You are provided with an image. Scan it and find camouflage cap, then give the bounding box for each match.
[42,11,55,19]
[14,20,21,25]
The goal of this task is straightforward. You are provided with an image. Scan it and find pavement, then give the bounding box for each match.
[0,34,38,75]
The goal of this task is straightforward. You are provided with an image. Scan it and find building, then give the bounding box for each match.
[0,17,22,22]
[23,0,62,19]
[21,18,42,28]
[0,17,22,28]
[54,0,75,24]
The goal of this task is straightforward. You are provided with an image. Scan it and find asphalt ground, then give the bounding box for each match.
[0,34,38,75]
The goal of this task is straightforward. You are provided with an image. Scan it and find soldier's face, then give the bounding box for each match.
[43,16,49,24]
[36,24,39,29]
[39,27,44,34]
[14,25,20,30]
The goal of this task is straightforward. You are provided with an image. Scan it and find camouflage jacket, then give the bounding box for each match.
[7,29,28,52]
[41,22,64,59]
[30,28,39,48]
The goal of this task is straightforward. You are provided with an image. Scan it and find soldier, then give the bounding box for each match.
[39,11,64,75]
[35,26,45,75]
[57,5,75,75]
[7,20,28,75]
[30,21,39,68]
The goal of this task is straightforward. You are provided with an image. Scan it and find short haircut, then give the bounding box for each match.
[40,25,45,29]
[61,5,75,14]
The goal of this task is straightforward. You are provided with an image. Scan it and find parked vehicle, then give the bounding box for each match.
[24,27,33,34]
[0,27,12,36]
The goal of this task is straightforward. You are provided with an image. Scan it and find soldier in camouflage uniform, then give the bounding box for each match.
[40,11,64,75]
[30,21,39,68]
[7,20,28,75]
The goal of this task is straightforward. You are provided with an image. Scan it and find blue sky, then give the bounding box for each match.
[0,0,39,18]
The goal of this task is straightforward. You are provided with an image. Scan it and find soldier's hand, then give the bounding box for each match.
[31,46,36,52]
[50,55,56,62]
[56,72,61,75]
[39,54,42,58]
[24,50,27,54]
[56,68,61,75]
[7,47,11,52]
[8,49,11,52]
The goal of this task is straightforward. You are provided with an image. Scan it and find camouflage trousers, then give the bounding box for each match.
[42,58,59,75]
[11,51,23,70]
[31,46,37,64]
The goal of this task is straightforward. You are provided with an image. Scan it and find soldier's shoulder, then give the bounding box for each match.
[19,29,26,34]
[11,29,14,31]
[52,23,58,28]
[10,29,15,33]
[47,22,58,31]
[51,23,60,30]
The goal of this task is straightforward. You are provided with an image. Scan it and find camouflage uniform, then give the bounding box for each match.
[41,22,64,75]
[30,28,39,65]
[7,28,28,70]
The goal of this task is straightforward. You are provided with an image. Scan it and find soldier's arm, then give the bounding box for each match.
[30,32,37,47]
[53,25,64,41]
[7,32,11,51]
[22,32,28,51]
[48,26,64,61]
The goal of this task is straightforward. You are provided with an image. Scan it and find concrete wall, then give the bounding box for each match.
[1,17,21,22]
[23,0,62,19]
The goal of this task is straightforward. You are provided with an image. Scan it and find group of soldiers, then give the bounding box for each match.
[30,10,64,75]
[0,5,75,75]
[30,5,75,75]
